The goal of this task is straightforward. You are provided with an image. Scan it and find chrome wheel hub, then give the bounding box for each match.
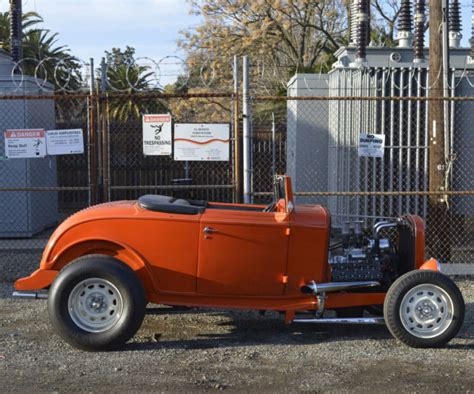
[400,284,454,339]
[68,278,123,333]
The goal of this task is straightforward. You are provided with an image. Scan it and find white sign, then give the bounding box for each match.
[358,133,386,158]
[143,114,172,156]
[4,129,46,159]
[174,123,230,161]
[46,129,84,155]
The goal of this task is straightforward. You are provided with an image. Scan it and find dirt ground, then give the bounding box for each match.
[0,251,473,393]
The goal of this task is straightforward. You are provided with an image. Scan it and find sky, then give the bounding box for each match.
[0,0,201,64]
[0,0,472,60]
[0,0,473,74]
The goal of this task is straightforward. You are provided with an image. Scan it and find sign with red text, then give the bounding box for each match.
[174,123,230,161]
[143,114,172,156]
[4,129,46,158]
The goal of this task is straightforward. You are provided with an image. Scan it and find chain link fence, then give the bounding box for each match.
[250,95,474,274]
[0,91,237,251]
[101,93,235,203]
[0,93,92,251]
[0,87,473,275]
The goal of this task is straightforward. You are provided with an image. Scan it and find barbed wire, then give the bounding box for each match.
[0,55,222,93]
[1,53,474,94]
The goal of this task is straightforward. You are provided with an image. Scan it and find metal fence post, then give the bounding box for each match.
[272,112,276,179]
[88,58,98,205]
[99,58,110,202]
[101,94,110,202]
[233,56,242,203]
[242,56,252,204]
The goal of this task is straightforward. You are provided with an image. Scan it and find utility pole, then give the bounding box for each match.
[428,0,450,261]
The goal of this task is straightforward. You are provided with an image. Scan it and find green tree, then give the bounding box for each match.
[0,11,81,91]
[22,29,82,91]
[103,47,165,121]
[178,0,407,95]
[0,11,43,51]
[179,0,349,92]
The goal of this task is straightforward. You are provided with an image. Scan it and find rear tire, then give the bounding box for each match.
[384,270,464,348]
[48,255,147,351]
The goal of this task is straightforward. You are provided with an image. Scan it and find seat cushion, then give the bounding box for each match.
[138,195,206,215]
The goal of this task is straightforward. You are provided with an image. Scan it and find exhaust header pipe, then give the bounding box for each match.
[300,281,380,295]
[294,317,385,325]
[12,291,48,299]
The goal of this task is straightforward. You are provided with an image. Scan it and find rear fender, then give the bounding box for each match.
[45,239,156,297]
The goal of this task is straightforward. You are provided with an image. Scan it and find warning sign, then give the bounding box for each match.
[4,129,46,159]
[143,114,172,156]
[358,133,385,158]
[46,129,84,155]
[174,123,230,161]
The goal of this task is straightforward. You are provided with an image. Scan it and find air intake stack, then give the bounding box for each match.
[449,0,462,48]
[397,0,413,48]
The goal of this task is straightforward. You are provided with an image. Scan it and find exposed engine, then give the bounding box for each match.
[329,220,403,287]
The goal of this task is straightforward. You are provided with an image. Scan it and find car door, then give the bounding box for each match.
[197,208,289,296]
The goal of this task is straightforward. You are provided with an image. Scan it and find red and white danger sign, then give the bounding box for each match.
[143,114,172,156]
[4,129,47,158]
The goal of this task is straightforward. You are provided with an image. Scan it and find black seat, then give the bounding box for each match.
[138,195,206,215]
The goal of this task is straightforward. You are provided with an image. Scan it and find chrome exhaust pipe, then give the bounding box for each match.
[12,291,48,299]
[300,281,380,295]
[294,317,385,325]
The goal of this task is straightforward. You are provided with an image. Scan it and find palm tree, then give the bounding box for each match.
[0,11,43,51]
[22,29,81,91]
[0,11,81,91]
[104,47,166,121]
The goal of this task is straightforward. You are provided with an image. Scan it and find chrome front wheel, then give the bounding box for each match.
[399,284,453,339]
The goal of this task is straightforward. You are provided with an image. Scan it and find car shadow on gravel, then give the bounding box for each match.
[125,309,393,352]
[123,302,474,352]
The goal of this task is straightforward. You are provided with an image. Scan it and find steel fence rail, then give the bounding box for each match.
[251,95,474,102]
[253,191,474,196]
[110,185,234,190]
[0,90,472,274]
[0,187,91,192]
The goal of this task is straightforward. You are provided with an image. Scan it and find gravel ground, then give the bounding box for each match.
[0,251,473,393]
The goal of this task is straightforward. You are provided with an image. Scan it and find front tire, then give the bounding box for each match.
[48,255,147,351]
[384,270,464,348]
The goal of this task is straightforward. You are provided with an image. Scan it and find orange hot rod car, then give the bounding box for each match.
[14,176,465,351]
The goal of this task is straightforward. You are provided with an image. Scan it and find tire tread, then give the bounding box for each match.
[383,270,465,348]
[48,255,147,351]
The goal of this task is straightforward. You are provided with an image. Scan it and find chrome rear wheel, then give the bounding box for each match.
[68,278,124,333]
[48,255,146,351]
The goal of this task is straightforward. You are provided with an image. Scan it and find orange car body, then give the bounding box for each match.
[15,177,434,315]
